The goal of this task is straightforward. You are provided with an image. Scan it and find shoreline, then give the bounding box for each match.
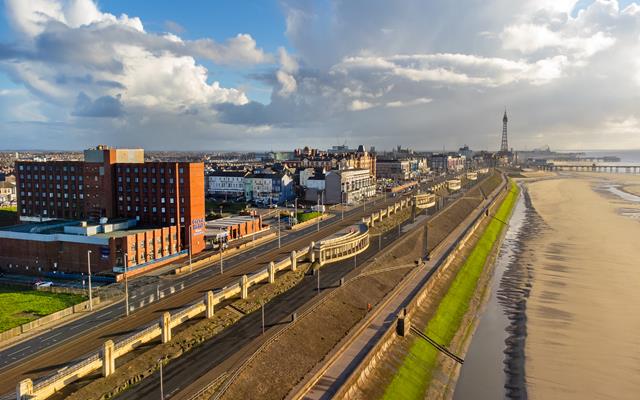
[452,182,539,400]
[520,174,640,399]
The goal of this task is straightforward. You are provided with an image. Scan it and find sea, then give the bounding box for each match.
[561,149,640,164]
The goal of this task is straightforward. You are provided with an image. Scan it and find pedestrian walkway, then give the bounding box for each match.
[301,177,502,399]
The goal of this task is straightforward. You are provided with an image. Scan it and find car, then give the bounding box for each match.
[34,280,53,288]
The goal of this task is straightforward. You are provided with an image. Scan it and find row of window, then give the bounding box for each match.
[21,202,77,213]
[117,186,180,194]
[19,174,84,182]
[118,195,184,204]
[18,164,80,172]
[21,192,83,200]
[116,166,185,174]
[117,176,185,184]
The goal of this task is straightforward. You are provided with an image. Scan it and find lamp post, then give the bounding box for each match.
[277,212,281,248]
[294,197,298,224]
[87,250,93,311]
[188,225,193,273]
[220,241,224,274]
[124,252,129,317]
[317,194,320,232]
[261,300,265,335]
[159,358,164,399]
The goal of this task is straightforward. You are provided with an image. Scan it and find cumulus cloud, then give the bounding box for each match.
[1,0,266,120]
[2,0,640,151]
[276,47,298,97]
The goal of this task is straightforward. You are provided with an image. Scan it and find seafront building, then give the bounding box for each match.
[325,169,376,205]
[4,145,205,276]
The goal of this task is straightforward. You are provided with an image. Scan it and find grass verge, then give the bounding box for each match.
[383,181,519,399]
[296,211,322,223]
[0,285,87,332]
[0,205,17,227]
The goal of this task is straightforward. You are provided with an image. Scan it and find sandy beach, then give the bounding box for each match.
[523,173,640,399]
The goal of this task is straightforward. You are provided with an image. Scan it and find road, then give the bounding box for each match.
[116,208,422,400]
[117,175,485,399]
[0,177,452,395]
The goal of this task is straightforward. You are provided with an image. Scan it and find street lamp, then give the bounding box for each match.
[158,358,164,399]
[277,212,281,248]
[87,250,93,311]
[220,240,224,274]
[188,225,193,273]
[124,252,129,317]
[316,194,320,232]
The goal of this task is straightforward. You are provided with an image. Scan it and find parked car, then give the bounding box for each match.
[34,280,53,288]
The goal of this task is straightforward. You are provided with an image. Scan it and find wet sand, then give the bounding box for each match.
[523,174,640,399]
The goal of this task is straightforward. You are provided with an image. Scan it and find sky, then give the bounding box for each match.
[0,0,639,152]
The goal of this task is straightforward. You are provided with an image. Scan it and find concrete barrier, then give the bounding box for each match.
[315,223,370,266]
[289,214,334,231]
[332,174,508,399]
[16,220,368,400]
[174,232,277,275]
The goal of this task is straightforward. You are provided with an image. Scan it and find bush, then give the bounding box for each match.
[296,211,322,223]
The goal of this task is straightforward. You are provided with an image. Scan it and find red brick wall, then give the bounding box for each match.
[0,238,115,275]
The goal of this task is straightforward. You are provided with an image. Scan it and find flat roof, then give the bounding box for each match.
[205,215,259,228]
[0,218,159,238]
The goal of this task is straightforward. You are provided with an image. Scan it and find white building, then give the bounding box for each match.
[0,180,16,205]
[206,171,248,197]
[325,169,376,204]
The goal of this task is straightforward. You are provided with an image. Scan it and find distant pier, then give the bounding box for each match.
[539,163,640,174]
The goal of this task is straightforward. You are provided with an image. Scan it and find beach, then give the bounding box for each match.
[523,173,640,399]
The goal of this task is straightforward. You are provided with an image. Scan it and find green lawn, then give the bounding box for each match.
[205,199,247,215]
[296,211,322,223]
[0,286,87,332]
[383,181,519,399]
[0,205,17,227]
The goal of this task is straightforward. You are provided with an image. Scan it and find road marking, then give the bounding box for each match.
[48,331,65,340]
[102,310,113,317]
[6,348,25,357]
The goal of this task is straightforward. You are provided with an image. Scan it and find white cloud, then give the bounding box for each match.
[349,99,374,111]
[1,0,269,122]
[386,97,432,108]
[276,47,298,97]
[333,53,573,87]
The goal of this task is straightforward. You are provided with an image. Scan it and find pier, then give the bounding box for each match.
[539,163,640,173]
